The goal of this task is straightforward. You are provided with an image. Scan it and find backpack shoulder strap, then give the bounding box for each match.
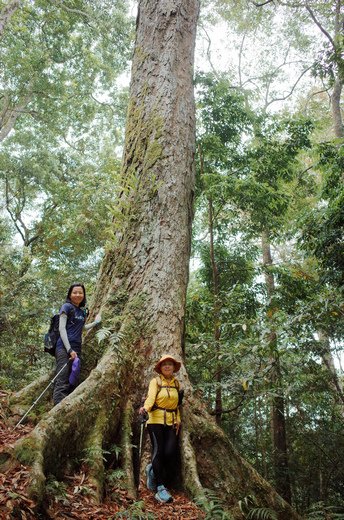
[155,376,179,390]
[151,376,161,403]
[66,305,76,323]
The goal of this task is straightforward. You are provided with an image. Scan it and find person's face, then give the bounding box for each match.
[70,286,84,306]
[160,360,175,378]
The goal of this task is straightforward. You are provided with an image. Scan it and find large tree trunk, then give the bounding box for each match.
[5,2,300,518]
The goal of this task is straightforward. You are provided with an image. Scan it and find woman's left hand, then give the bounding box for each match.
[175,421,181,435]
[94,313,102,324]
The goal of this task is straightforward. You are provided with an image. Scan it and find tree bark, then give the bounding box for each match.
[261,230,292,504]
[4,2,300,518]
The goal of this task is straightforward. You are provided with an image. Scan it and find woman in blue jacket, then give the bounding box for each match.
[53,283,101,405]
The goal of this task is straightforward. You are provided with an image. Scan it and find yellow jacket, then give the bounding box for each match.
[144,375,181,426]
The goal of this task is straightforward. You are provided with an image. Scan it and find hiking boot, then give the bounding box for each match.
[145,463,156,491]
[155,485,173,503]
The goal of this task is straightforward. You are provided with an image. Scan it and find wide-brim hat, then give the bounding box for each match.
[154,354,181,374]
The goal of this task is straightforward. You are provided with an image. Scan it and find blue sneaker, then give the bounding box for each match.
[155,485,173,503]
[145,463,156,491]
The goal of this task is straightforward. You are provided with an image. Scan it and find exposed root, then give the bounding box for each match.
[7,370,54,423]
[121,400,137,499]
[11,349,122,505]
[10,371,54,406]
[83,409,107,503]
[180,427,205,501]
[186,396,301,520]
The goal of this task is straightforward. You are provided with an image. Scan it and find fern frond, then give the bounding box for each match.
[247,508,278,520]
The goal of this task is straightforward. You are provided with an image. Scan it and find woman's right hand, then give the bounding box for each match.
[69,351,78,360]
[139,406,146,415]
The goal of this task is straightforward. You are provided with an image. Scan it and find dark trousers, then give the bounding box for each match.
[53,348,71,405]
[147,423,178,487]
[53,345,81,405]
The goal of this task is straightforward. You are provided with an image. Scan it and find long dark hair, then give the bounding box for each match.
[66,283,87,308]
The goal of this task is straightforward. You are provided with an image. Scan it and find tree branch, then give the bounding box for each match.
[0,94,11,126]
[264,65,313,110]
[62,135,84,152]
[26,233,41,247]
[253,0,340,52]
[310,87,331,97]
[251,0,274,6]
[305,3,335,50]
[210,392,247,415]
[4,178,26,244]
[264,45,292,109]
[238,34,245,89]
[90,93,115,113]
[0,94,32,142]
[299,164,314,176]
[53,0,90,20]
[199,23,220,80]
[3,177,44,248]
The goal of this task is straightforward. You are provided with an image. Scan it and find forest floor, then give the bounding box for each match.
[0,397,205,520]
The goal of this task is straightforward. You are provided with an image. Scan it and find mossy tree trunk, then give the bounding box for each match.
[7,1,300,518]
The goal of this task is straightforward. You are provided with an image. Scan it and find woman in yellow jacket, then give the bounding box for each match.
[139,354,181,503]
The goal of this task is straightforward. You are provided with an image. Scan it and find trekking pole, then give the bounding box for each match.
[13,362,69,430]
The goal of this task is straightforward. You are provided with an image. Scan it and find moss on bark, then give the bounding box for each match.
[121,401,137,499]
[82,410,109,503]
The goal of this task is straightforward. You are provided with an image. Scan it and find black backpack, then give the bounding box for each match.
[44,314,60,356]
[44,308,75,356]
